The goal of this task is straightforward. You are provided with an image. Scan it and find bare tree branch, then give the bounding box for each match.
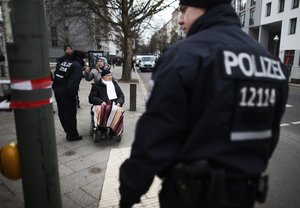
[75,0,176,81]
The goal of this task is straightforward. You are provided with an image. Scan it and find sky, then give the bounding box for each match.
[155,1,178,24]
[142,1,178,43]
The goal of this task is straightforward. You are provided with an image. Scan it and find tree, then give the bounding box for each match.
[78,0,176,81]
[170,29,180,45]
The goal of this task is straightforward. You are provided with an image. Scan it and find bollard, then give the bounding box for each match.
[130,83,137,111]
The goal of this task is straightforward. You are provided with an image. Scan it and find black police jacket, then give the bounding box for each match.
[52,56,83,97]
[119,4,289,206]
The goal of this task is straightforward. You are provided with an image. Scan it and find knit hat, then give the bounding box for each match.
[179,0,232,8]
[101,69,111,77]
[97,56,108,64]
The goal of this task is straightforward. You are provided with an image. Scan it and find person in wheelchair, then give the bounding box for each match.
[89,69,125,142]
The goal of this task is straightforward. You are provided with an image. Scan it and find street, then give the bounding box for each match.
[256,85,300,208]
[138,69,300,208]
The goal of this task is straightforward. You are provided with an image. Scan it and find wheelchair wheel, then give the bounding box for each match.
[116,132,122,142]
[93,131,101,143]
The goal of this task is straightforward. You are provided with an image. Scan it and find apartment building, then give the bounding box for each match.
[235,0,300,83]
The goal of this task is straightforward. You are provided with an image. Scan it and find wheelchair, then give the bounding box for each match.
[89,104,124,143]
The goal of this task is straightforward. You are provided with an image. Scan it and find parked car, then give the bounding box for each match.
[139,55,156,72]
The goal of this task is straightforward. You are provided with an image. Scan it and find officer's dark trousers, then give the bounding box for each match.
[54,88,79,138]
[159,178,256,208]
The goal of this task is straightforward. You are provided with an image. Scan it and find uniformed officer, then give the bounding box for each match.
[119,0,289,207]
[52,46,84,141]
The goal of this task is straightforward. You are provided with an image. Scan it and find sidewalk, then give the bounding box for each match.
[0,66,154,208]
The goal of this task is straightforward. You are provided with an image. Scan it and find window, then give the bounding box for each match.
[249,8,255,25]
[239,12,246,26]
[52,40,58,47]
[251,0,256,6]
[279,0,285,12]
[292,0,299,8]
[266,2,272,16]
[50,26,58,47]
[284,50,294,65]
[239,0,247,10]
[289,18,297,34]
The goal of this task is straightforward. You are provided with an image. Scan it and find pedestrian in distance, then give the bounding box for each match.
[131,57,136,72]
[119,0,289,208]
[52,45,85,142]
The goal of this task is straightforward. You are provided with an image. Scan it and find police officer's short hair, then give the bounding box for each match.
[64,45,72,51]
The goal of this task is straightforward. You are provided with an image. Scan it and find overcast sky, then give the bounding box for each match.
[142,1,178,43]
[155,1,178,24]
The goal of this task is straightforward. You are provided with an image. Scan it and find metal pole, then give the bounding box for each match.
[273,35,279,56]
[274,41,277,56]
[130,83,137,111]
[2,0,62,207]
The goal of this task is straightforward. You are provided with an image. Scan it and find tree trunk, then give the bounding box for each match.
[121,37,132,81]
[120,1,132,81]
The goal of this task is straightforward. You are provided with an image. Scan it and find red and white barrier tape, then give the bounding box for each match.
[10,77,52,90]
[0,98,53,109]
[0,76,53,110]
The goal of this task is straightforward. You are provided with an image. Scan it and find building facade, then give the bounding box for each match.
[158,0,300,83]
[235,0,300,83]
[45,0,111,62]
[0,1,117,64]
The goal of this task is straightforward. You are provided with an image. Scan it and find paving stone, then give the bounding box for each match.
[61,194,82,208]
[58,163,74,177]
[66,188,96,207]
[86,149,110,164]
[64,157,98,172]
[74,144,102,157]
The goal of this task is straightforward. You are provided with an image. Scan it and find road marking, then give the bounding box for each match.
[291,121,300,125]
[280,123,290,127]
[280,121,300,127]
[286,104,293,108]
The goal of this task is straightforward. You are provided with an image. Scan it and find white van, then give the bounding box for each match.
[139,55,156,72]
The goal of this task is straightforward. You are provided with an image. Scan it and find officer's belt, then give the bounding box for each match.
[167,160,268,205]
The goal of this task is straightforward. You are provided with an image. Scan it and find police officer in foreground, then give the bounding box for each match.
[52,46,84,141]
[119,0,289,207]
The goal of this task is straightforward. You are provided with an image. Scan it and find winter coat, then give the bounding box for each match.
[89,79,125,106]
[84,66,110,82]
[52,55,83,97]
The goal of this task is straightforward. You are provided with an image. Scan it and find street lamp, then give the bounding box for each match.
[273,35,279,56]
